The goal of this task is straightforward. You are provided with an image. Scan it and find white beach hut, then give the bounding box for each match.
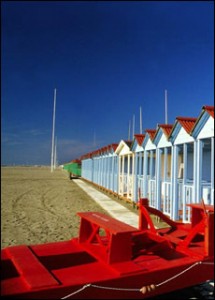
[96,144,118,193]
[82,144,119,194]
[79,104,213,223]
[153,124,173,216]
[141,129,157,208]
[169,117,197,221]
[131,134,145,203]
[115,140,133,200]
[191,105,214,205]
[81,152,93,182]
[90,149,101,186]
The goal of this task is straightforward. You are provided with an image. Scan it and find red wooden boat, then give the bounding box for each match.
[1,199,214,299]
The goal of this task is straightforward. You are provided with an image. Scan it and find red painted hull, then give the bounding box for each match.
[1,201,214,299]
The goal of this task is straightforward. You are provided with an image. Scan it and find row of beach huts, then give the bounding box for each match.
[63,105,214,222]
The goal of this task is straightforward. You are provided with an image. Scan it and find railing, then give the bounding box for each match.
[137,175,152,199]
[201,182,213,205]
[127,175,133,199]
[125,173,213,222]
[182,183,193,223]
[148,179,156,208]
[119,174,133,198]
[119,174,124,195]
[162,181,171,217]
[137,175,144,198]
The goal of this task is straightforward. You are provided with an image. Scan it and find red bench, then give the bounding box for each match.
[77,212,138,264]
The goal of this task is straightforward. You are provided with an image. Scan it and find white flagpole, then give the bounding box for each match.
[51,88,57,172]
[132,114,135,138]
[140,106,142,134]
[165,89,168,124]
[128,120,131,140]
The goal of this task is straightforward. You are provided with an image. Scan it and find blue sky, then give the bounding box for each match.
[1,1,214,165]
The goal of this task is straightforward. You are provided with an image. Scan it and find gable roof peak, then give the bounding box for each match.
[134,134,145,146]
[175,117,197,134]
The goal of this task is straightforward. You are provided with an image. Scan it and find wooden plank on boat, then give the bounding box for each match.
[5,246,59,289]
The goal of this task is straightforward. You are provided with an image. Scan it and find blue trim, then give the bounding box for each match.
[153,129,162,146]
[142,134,150,148]
[169,123,181,143]
[131,140,138,151]
[192,113,209,138]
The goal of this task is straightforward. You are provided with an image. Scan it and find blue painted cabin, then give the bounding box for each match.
[78,105,214,222]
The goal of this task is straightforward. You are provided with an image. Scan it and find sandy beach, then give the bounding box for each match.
[1,166,109,249]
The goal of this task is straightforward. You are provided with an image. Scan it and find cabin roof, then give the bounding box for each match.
[145,129,156,141]
[157,124,173,138]
[115,140,133,155]
[152,124,173,146]
[175,117,197,134]
[68,104,214,162]
[134,134,145,146]
[191,105,214,137]
[123,140,133,148]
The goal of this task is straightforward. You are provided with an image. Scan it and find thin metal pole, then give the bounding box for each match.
[165,89,168,124]
[140,106,142,134]
[133,114,135,138]
[128,120,131,140]
[51,88,57,172]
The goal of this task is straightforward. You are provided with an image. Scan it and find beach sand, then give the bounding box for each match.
[1,166,109,249]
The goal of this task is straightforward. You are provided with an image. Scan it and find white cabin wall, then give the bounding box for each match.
[198,117,214,139]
